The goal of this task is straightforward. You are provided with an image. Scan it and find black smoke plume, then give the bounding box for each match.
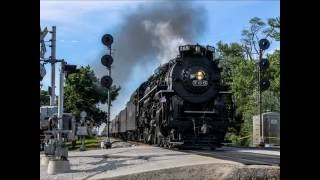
[93,2,208,84]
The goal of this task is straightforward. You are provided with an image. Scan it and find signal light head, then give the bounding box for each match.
[260,78,270,91]
[259,39,270,50]
[101,34,113,47]
[259,58,269,71]
[101,75,113,88]
[101,55,113,68]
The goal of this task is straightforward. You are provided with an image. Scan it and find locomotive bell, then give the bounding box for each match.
[259,39,270,50]
[101,54,113,68]
[101,75,113,88]
[101,34,113,47]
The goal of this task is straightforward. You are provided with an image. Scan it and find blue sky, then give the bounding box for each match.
[40,0,280,119]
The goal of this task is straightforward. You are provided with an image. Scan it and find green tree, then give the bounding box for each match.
[64,66,120,123]
[241,17,280,60]
[265,17,280,41]
[262,50,280,112]
[40,90,50,106]
[218,16,280,146]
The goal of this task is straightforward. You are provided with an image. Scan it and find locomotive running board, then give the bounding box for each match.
[139,86,158,103]
[184,110,216,114]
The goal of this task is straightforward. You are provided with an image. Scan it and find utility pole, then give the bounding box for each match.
[50,26,56,106]
[58,61,65,132]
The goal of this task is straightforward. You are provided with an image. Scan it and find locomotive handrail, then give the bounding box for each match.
[138,85,158,104]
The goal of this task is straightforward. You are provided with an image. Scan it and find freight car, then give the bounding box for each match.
[111,44,238,149]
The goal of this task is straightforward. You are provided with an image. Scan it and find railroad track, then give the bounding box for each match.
[109,138,150,147]
[109,138,279,166]
[177,147,280,166]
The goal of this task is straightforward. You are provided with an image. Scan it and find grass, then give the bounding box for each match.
[66,136,103,151]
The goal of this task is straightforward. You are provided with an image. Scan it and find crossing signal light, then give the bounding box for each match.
[64,64,79,78]
[64,64,77,72]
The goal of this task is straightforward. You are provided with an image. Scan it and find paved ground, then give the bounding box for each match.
[40,144,279,180]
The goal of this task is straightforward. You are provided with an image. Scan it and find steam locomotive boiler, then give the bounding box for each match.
[112,44,237,149]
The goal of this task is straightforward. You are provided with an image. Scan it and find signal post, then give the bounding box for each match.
[257,39,271,146]
[100,34,114,148]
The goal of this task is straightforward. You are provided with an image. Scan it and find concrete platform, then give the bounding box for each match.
[40,146,279,180]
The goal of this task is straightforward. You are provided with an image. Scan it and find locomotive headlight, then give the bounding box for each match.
[196,70,205,80]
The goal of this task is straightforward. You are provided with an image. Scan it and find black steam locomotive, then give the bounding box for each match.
[111,44,237,149]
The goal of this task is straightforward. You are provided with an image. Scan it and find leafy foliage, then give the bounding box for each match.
[40,90,50,106]
[217,17,280,146]
[64,66,120,123]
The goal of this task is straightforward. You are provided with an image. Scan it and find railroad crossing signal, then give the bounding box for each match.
[40,26,49,41]
[63,63,80,77]
[64,64,77,72]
